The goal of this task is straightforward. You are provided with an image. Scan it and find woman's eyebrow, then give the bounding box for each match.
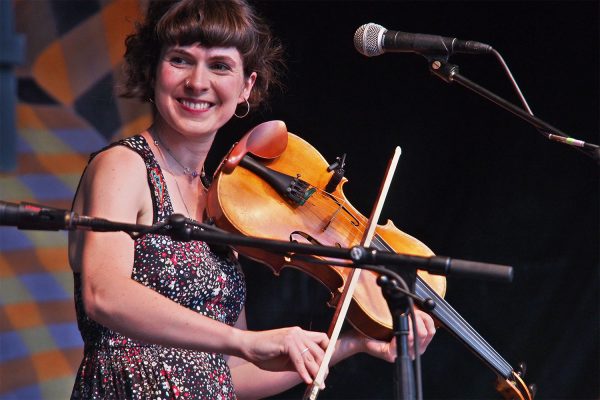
[208,54,238,66]
[164,47,240,66]
[163,47,190,58]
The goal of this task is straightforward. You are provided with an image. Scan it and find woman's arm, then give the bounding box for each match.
[71,146,247,352]
[69,146,328,383]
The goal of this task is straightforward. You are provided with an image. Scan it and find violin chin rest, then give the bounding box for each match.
[247,120,289,159]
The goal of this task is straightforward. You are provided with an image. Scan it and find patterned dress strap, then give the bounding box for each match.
[118,135,174,223]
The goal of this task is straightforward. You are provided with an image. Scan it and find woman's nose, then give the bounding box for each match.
[185,66,210,92]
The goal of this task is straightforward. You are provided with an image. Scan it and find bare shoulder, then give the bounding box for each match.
[87,144,146,182]
[75,144,151,224]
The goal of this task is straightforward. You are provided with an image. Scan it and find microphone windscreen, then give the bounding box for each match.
[354,23,386,57]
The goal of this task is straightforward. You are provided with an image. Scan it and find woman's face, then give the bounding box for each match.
[153,43,256,140]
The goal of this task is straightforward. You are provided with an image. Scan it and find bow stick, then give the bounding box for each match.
[303,146,402,399]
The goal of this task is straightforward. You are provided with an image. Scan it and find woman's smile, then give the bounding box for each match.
[178,98,213,112]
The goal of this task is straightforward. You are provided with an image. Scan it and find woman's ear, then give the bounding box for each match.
[240,72,257,102]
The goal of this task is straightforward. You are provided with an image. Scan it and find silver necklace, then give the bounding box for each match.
[152,131,200,179]
[151,130,196,219]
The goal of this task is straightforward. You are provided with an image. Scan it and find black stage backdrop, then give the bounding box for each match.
[209,1,599,399]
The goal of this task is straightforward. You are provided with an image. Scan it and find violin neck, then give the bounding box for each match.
[371,232,516,379]
[414,276,515,380]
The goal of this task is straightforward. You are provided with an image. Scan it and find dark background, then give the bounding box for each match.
[210,1,599,399]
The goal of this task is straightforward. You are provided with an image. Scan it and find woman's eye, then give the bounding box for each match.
[212,62,232,72]
[169,56,189,66]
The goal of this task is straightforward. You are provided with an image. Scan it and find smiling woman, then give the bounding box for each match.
[4,0,597,398]
[66,0,437,399]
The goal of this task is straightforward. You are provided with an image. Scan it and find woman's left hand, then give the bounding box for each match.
[340,309,436,362]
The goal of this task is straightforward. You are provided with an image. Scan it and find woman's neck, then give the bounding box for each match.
[148,121,216,176]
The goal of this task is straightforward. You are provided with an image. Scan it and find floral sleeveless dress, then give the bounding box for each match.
[71,135,246,399]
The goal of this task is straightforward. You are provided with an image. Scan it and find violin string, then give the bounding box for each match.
[366,232,512,374]
[304,193,364,239]
[295,186,514,376]
[278,192,364,251]
[301,201,361,243]
[370,233,514,376]
[308,189,365,228]
[308,188,371,237]
[413,277,513,376]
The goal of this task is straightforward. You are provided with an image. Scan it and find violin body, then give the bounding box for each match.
[207,121,535,399]
[207,128,446,340]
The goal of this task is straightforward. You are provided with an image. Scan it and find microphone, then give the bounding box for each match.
[354,23,493,57]
[349,246,513,282]
[0,201,77,231]
[0,201,153,233]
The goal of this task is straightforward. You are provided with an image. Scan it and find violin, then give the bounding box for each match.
[206,120,535,399]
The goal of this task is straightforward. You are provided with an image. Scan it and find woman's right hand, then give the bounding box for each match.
[240,326,329,384]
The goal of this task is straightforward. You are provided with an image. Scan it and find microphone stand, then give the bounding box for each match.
[0,202,515,281]
[159,216,438,400]
[426,58,600,164]
[377,273,416,400]
[1,203,516,399]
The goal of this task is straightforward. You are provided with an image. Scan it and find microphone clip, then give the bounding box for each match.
[428,59,460,83]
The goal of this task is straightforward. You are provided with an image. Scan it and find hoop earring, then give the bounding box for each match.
[234,98,250,118]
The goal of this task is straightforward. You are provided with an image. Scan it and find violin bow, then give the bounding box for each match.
[303,146,402,400]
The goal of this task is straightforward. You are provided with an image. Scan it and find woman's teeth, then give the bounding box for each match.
[180,99,211,110]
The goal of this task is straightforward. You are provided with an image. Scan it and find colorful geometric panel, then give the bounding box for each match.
[49,0,102,36]
[74,73,122,141]
[17,77,59,105]
[18,273,71,302]
[1,1,149,398]
[18,174,74,201]
[0,226,34,252]
[0,331,29,362]
[52,129,108,154]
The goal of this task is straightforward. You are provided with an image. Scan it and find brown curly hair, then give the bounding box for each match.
[120,0,284,110]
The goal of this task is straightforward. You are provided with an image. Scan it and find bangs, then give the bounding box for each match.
[156,0,253,55]
[122,0,283,107]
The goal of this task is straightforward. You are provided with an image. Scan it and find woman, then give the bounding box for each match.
[68,0,437,398]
